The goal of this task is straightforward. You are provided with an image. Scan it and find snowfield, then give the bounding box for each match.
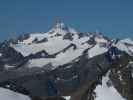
[14,37,71,56]
[63,96,71,100]
[115,39,133,55]
[0,88,31,100]
[94,72,126,100]
[88,44,108,58]
[27,44,88,68]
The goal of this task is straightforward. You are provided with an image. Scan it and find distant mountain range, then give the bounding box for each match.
[0,22,133,100]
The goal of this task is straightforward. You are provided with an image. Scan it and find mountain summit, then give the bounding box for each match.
[48,22,78,35]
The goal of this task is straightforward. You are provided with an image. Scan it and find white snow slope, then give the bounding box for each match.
[94,72,126,100]
[11,22,109,69]
[0,88,31,100]
[115,38,133,55]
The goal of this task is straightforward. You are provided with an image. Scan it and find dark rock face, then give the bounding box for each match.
[78,33,88,39]
[32,38,39,43]
[63,33,74,41]
[110,63,133,100]
[32,38,48,44]
[0,43,25,69]
[28,50,49,59]
[54,33,62,37]
[0,51,111,97]
[31,96,66,100]
[8,38,18,44]
[0,43,132,100]
[18,34,30,42]
[62,43,77,52]
[0,61,4,71]
[86,37,96,45]
[105,46,122,64]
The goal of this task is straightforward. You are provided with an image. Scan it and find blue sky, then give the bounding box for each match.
[0,0,133,41]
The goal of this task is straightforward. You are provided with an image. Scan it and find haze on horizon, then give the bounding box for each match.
[0,0,133,41]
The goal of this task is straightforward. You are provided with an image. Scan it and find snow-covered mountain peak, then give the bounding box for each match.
[4,22,133,70]
[9,22,111,59]
[48,21,78,35]
[52,22,66,30]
